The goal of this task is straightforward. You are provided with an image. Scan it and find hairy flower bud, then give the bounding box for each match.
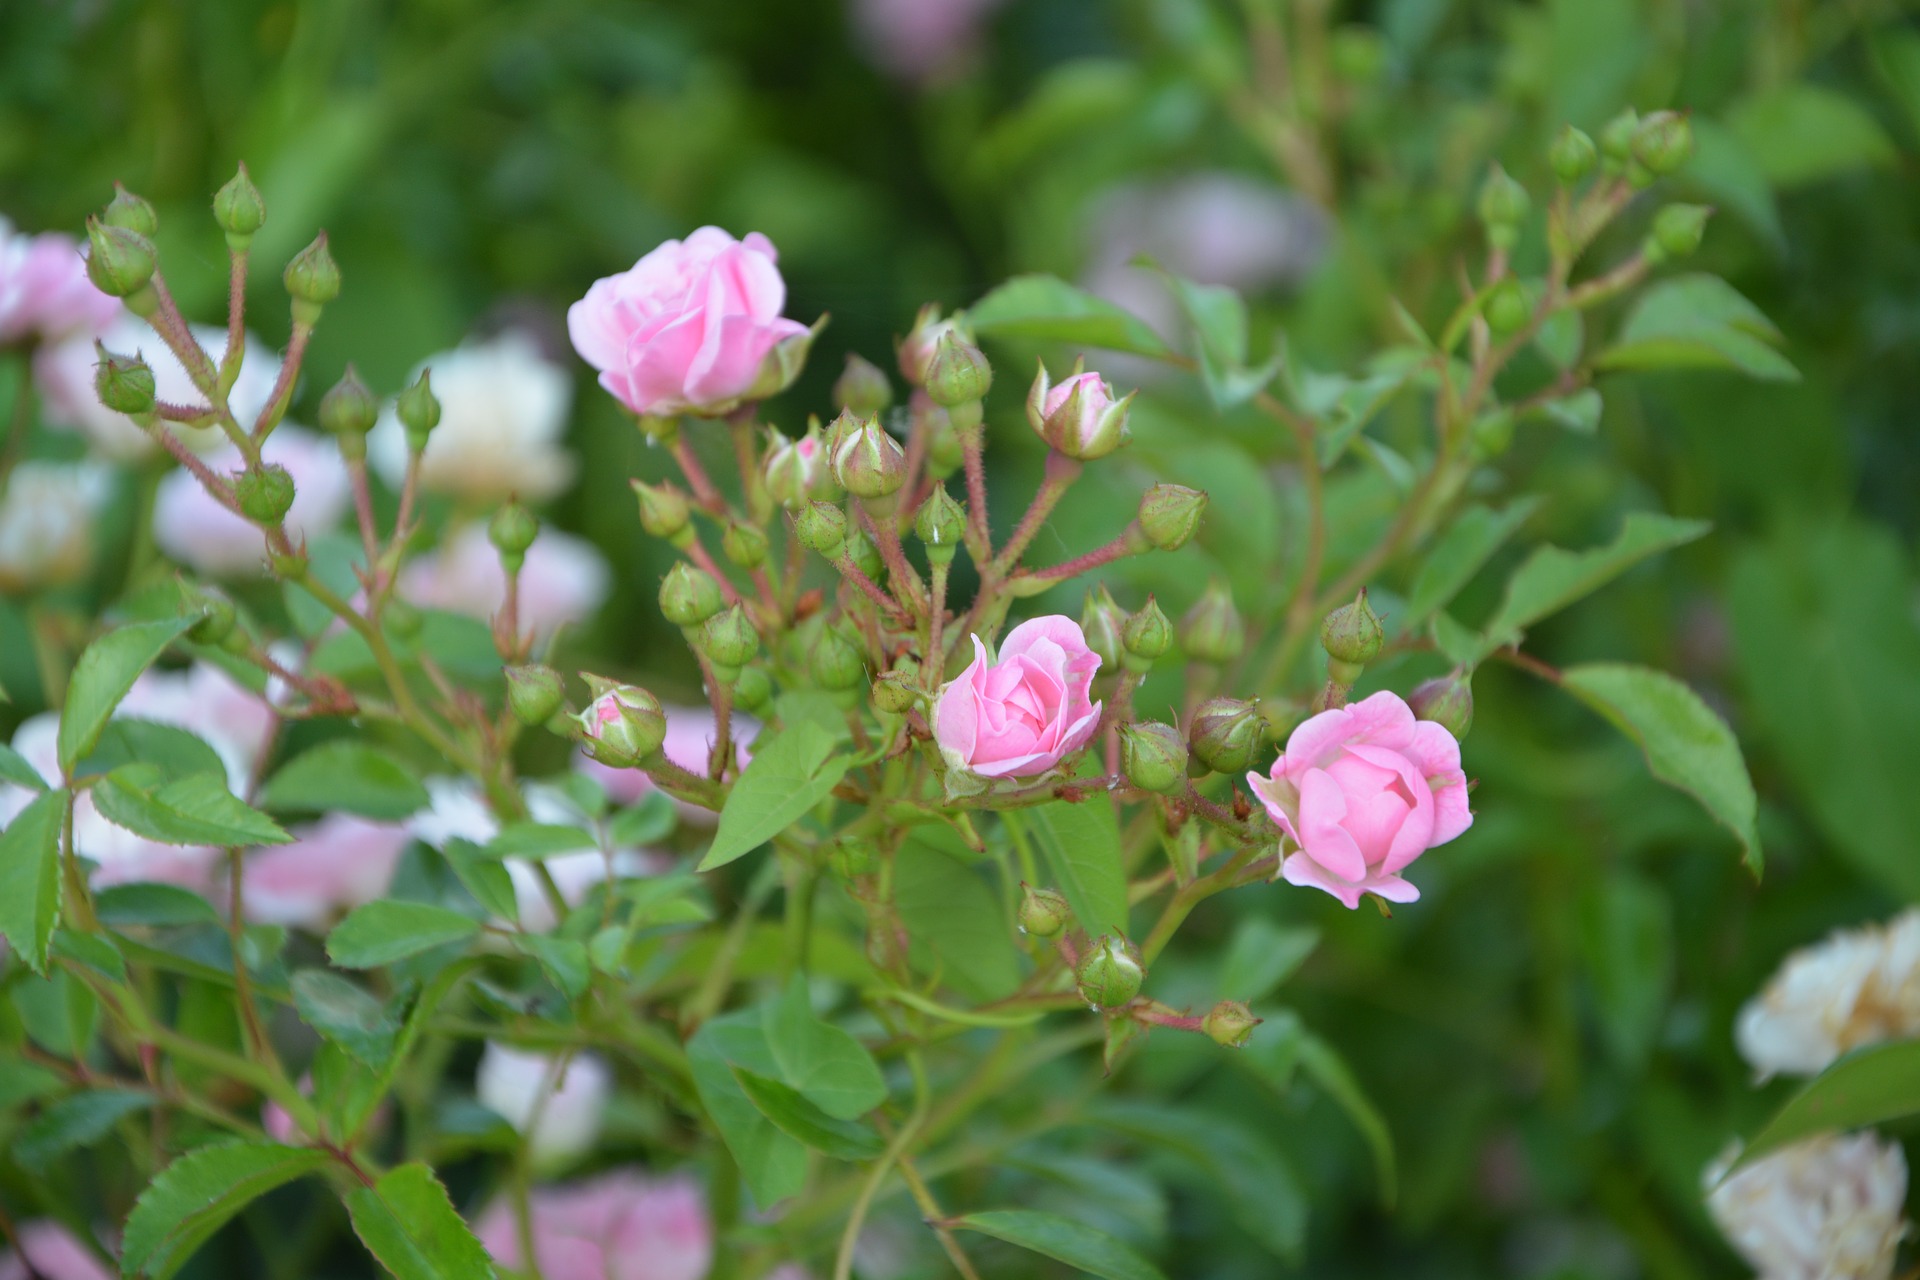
[914,485,966,565]
[830,416,907,501]
[93,344,155,417]
[1080,585,1127,672]
[1549,124,1598,183]
[1076,936,1144,1010]
[489,502,539,567]
[923,399,964,478]
[846,527,883,580]
[505,663,566,726]
[871,669,919,716]
[1598,108,1640,173]
[396,371,440,453]
[1476,165,1530,250]
[283,232,341,316]
[1408,670,1474,740]
[699,603,759,675]
[1027,360,1133,460]
[213,163,267,246]
[897,304,966,387]
[722,520,769,570]
[925,331,993,408]
[1181,580,1244,665]
[733,664,773,712]
[103,183,158,238]
[810,624,866,691]
[319,364,377,440]
[1121,721,1188,794]
[233,464,296,524]
[185,593,237,647]
[1203,1000,1261,1048]
[632,479,692,543]
[1137,483,1207,551]
[1485,280,1530,335]
[1121,597,1171,669]
[834,352,893,418]
[1633,110,1694,176]
[1321,590,1385,669]
[1189,697,1265,775]
[764,426,838,510]
[84,217,156,298]
[795,500,847,558]
[1650,203,1711,260]
[577,681,667,766]
[1018,884,1071,938]
[659,562,725,627]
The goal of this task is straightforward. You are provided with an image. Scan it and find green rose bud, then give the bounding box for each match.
[1632,109,1693,176]
[1549,124,1598,183]
[1485,280,1531,335]
[505,663,566,726]
[84,217,156,298]
[810,623,866,692]
[699,603,760,676]
[1018,884,1071,938]
[92,344,155,416]
[396,370,441,452]
[659,562,725,627]
[1076,936,1145,1010]
[1598,108,1640,173]
[1120,721,1188,795]
[1120,596,1171,670]
[577,680,668,767]
[1203,1000,1261,1048]
[233,465,296,524]
[1137,483,1208,551]
[1180,580,1244,665]
[1081,585,1127,672]
[796,500,848,559]
[488,502,539,567]
[319,364,378,441]
[833,352,893,418]
[1477,164,1530,251]
[1321,589,1385,667]
[732,664,774,713]
[283,231,341,323]
[185,593,237,647]
[924,331,993,408]
[871,669,919,716]
[1188,697,1265,775]
[722,520,769,570]
[913,485,966,565]
[213,163,267,247]
[633,479,692,543]
[102,183,157,238]
[846,527,883,581]
[830,416,908,502]
[1408,670,1474,740]
[1650,203,1711,260]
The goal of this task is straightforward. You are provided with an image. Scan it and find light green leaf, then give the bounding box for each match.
[1736,1040,1920,1168]
[57,617,196,772]
[519,935,590,1001]
[443,839,518,924]
[120,1139,330,1279]
[291,969,399,1068]
[966,274,1174,359]
[763,973,887,1120]
[700,723,848,871]
[951,1210,1168,1280]
[344,1162,499,1280]
[1016,801,1128,940]
[606,791,676,848]
[1402,499,1541,631]
[1561,663,1761,874]
[1484,511,1710,646]
[93,767,293,848]
[1533,304,1583,370]
[76,720,226,784]
[687,1010,809,1208]
[1686,117,1785,251]
[0,742,45,792]
[0,788,67,972]
[487,822,597,859]
[327,901,479,969]
[259,741,430,820]
[1532,388,1603,434]
[14,1087,152,1169]
[1217,918,1319,1005]
[1146,264,1278,408]
[1597,274,1798,382]
[731,1066,884,1161]
[1728,83,1896,189]
[893,828,1020,1001]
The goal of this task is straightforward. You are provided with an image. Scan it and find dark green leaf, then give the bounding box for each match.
[1484,511,1711,647]
[14,1087,152,1169]
[0,1061,66,1111]
[93,766,292,848]
[1294,1026,1397,1207]
[1218,918,1319,1005]
[120,1139,330,1279]
[1737,1040,1920,1167]
[1016,801,1128,940]
[966,274,1173,359]
[259,741,430,820]
[1578,870,1672,1068]
[95,883,221,928]
[76,720,225,784]
[1401,499,1540,631]
[687,1010,809,1208]
[291,969,399,1068]
[519,935,590,1001]
[893,829,1021,1001]
[700,723,848,871]
[1597,274,1798,381]
[731,1066,884,1160]
[327,901,479,969]
[1561,663,1761,874]
[51,928,126,982]
[344,1161,498,1280]
[951,1209,1168,1280]
[57,617,195,772]
[0,788,66,972]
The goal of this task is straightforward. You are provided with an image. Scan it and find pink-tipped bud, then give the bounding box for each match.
[1026,360,1133,460]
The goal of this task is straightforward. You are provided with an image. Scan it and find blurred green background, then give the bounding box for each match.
[4,0,1919,1275]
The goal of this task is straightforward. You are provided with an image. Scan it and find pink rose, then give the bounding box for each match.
[934,616,1103,779]
[0,221,118,345]
[1247,691,1471,909]
[568,228,809,418]
[240,814,410,929]
[0,1221,113,1280]
[474,1171,712,1280]
[1025,363,1133,460]
[399,521,609,641]
[576,704,757,815]
[153,425,351,576]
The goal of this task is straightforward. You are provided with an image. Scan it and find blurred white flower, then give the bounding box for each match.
[0,461,110,592]
[241,814,411,929]
[1705,1132,1909,1280]
[152,424,352,576]
[368,333,574,504]
[1736,909,1920,1080]
[475,1043,610,1168]
[400,521,609,641]
[36,316,283,461]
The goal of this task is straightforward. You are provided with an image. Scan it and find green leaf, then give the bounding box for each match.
[0,788,67,972]
[291,969,399,1068]
[1578,870,1672,1068]
[259,741,430,820]
[1146,264,1278,408]
[1531,387,1603,435]
[1686,117,1785,252]
[951,1209,1168,1280]
[14,1087,152,1169]
[57,617,196,772]
[1218,918,1319,1005]
[1290,365,1412,467]
[1484,511,1710,647]
[0,742,48,791]
[966,274,1174,359]
[763,973,887,1119]
[327,901,479,968]
[76,720,225,784]
[344,1161,498,1280]
[518,935,590,1001]
[686,1010,809,1208]
[52,927,127,983]
[443,839,519,923]
[1727,83,1896,189]
[700,723,848,871]
[93,767,292,848]
[606,791,676,848]
[1597,274,1798,382]
[94,883,220,928]
[893,829,1021,1001]
[1561,663,1761,874]
[1870,29,1920,146]
[120,1139,330,1279]
[731,1066,884,1160]
[617,873,712,928]
[1532,304,1583,370]
[486,822,596,859]
[1402,499,1541,631]
[1293,1026,1397,1207]
[0,1061,66,1112]
[283,533,365,640]
[1015,801,1128,940]
[1736,1040,1920,1168]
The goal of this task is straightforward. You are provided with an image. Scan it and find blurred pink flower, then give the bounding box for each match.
[934,617,1103,779]
[851,0,1008,84]
[0,460,110,592]
[474,1170,712,1280]
[0,1220,113,1280]
[0,220,118,345]
[399,521,609,641]
[152,425,350,576]
[241,814,410,929]
[576,704,756,811]
[569,228,807,418]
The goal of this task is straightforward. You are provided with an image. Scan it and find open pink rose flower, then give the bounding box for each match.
[1247,691,1471,909]
[568,227,808,418]
[934,616,1102,779]
[474,1171,712,1280]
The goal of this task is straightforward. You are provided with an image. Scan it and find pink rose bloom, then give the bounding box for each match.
[240,815,410,929]
[0,221,118,345]
[153,425,351,576]
[577,704,756,810]
[475,1171,712,1280]
[0,1221,113,1280]
[1247,691,1471,909]
[399,522,609,641]
[934,616,1103,779]
[568,228,808,418]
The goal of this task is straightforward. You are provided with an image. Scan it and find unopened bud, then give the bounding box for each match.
[834,353,894,418]
[1321,590,1384,667]
[795,501,848,558]
[699,604,759,675]
[488,502,539,566]
[1633,110,1693,176]
[103,184,157,238]
[846,527,883,581]
[1477,165,1530,251]
[396,371,440,453]
[577,680,667,766]
[722,521,769,570]
[871,670,919,716]
[1485,280,1530,335]
[764,426,838,510]
[914,485,966,565]
[1549,125,1597,183]
[1137,483,1207,551]
[93,345,155,416]
[213,163,266,246]
[733,664,773,713]
[1650,203,1711,260]
[233,465,296,524]
[283,232,341,318]
[810,624,865,691]
[925,331,993,408]
[1018,885,1071,938]
[1121,721,1188,795]
[1180,580,1244,665]
[897,304,966,387]
[831,416,907,502]
[1408,670,1474,740]
[1188,697,1265,775]
[84,218,156,298]
[1027,361,1133,460]
[1598,108,1640,173]
[1076,936,1144,1010]
[505,663,566,726]
[659,562,725,627]
[319,365,377,440]
[185,594,237,647]
[1081,585,1127,672]
[1120,597,1171,669]
[1203,1000,1261,1048]
[633,480,692,542]
[922,399,964,477]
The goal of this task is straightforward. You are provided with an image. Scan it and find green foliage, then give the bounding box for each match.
[56,618,195,772]
[344,1163,499,1280]
[952,1209,1169,1280]
[0,788,66,971]
[699,722,849,871]
[120,1140,331,1279]
[258,741,431,820]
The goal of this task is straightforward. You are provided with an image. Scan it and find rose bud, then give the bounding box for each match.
[1476,164,1529,251]
[506,663,567,726]
[1121,721,1188,794]
[488,501,539,573]
[577,680,668,766]
[1080,585,1127,672]
[103,183,158,238]
[1203,1000,1261,1048]
[830,416,907,503]
[1408,670,1474,740]
[283,232,341,319]
[1650,203,1711,260]
[233,464,296,524]
[1120,597,1171,671]
[914,485,966,566]
[1136,483,1207,551]
[84,217,156,299]
[809,623,866,692]
[1189,697,1265,775]
[1018,885,1072,938]
[659,562,725,628]
[897,304,966,387]
[1550,124,1597,183]
[396,370,441,452]
[1320,589,1385,679]
[834,352,893,418]
[1632,109,1694,176]
[185,592,237,647]
[732,663,773,712]
[924,331,992,408]
[745,317,819,402]
[795,500,847,558]
[213,163,266,247]
[633,479,692,543]
[845,527,883,580]
[764,425,838,510]
[698,603,759,679]
[1076,935,1144,1010]
[93,345,155,417]
[721,520,769,570]
[871,669,919,716]
[1026,360,1134,460]
[1598,108,1640,173]
[319,364,378,448]
[1180,580,1245,665]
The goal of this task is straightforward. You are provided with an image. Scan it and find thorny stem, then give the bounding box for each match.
[991,450,1081,576]
[959,425,991,563]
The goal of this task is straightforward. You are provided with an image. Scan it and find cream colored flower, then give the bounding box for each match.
[1705,1132,1909,1280]
[1736,909,1920,1080]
